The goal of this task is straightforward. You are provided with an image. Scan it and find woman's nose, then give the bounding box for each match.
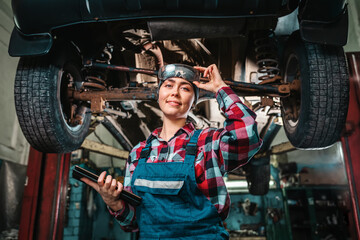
[170,87,179,96]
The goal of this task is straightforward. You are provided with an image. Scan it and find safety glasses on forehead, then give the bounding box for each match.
[158,63,200,104]
[158,64,200,83]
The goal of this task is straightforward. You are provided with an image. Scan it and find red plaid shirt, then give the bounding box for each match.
[110,87,262,231]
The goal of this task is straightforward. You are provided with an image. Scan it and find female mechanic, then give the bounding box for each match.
[82,63,262,239]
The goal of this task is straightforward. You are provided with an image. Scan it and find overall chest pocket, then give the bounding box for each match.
[134,177,191,224]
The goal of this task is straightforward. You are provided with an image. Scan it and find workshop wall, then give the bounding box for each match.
[345,0,360,52]
[0,0,29,165]
[0,0,30,234]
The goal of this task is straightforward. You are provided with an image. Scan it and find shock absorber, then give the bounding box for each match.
[254,30,280,84]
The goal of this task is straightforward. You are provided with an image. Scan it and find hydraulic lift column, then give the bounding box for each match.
[18,147,71,240]
[341,52,360,239]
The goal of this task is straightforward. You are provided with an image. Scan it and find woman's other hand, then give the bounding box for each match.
[81,171,124,211]
[193,64,228,93]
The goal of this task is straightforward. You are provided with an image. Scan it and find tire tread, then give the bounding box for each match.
[15,57,68,152]
[303,43,349,148]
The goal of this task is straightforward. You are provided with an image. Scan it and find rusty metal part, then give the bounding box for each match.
[85,61,290,96]
[261,96,274,107]
[74,105,88,125]
[69,87,213,107]
[69,84,290,110]
[69,82,293,113]
[86,76,106,85]
[284,107,299,122]
[91,97,106,113]
[258,75,282,85]
[278,84,290,94]
[143,42,164,68]
[289,79,301,91]
[292,102,299,120]
[83,62,293,99]
[86,61,158,76]
[70,104,77,125]
[282,78,301,122]
[69,87,157,102]
[83,76,107,90]
[83,82,106,90]
[69,104,87,125]
[69,114,84,125]
[199,77,290,96]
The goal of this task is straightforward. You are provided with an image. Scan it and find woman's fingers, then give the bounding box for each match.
[104,175,112,189]
[117,182,123,193]
[81,177,99,191]
[193,64,225,93]
[98,171,107,187]
[82,171,123,209]
[193,66,206,72]
[81,171,124,210]
[193,81,209,91]
[113,182,123,197]
[204,65,214,78]
[110,179,117,191]
[195,64,218,80]
[194,65,213,79]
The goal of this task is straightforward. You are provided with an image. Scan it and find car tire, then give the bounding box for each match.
[247,158,270,196]
[281,31,349,149]
[14,54,91,153]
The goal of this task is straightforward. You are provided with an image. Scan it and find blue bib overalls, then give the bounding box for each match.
[131,130,229,240]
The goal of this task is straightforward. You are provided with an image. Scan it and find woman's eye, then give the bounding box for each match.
[181,87,190,91]
[164,84,172,88]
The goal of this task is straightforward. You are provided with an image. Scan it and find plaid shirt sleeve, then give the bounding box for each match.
[200,86,262,173]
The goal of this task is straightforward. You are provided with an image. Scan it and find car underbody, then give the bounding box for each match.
[8,0,350,195]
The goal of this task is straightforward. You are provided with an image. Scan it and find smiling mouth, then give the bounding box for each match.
[166,100,182,106]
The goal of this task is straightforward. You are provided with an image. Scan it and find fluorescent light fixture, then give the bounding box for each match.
[225,180,248,189]
[224,179,277,193]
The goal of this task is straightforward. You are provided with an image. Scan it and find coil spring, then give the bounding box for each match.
[254,31,280,82]
[84,74,107,90]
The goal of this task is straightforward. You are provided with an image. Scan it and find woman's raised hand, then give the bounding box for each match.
[81,171,124,211]
[193,64,228,94]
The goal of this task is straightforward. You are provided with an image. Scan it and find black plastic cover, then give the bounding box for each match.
[8,28,52,57]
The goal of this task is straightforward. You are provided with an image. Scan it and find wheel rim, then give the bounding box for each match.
[58,66,83,132]
[281,53,301,133]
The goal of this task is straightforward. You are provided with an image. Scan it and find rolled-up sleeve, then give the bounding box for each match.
[214,86,262,172]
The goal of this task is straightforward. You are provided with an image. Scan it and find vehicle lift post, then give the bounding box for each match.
[341,52,360,239]
[18,148,71,240]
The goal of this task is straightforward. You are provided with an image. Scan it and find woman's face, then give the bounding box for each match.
[158,77,195,120]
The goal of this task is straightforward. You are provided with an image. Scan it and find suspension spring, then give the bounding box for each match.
[254,31,280,82]
[82,45,113,90]
[83,75,107,90]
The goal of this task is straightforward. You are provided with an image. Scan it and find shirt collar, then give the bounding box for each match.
[150,122,195,141]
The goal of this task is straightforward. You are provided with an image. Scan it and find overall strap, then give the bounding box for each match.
[184,130,202,164]
[138,138,152,164]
